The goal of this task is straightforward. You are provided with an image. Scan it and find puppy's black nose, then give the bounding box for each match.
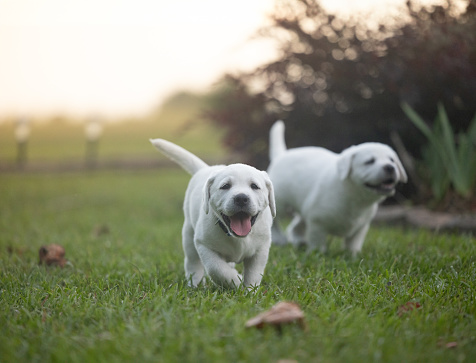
[383,164,395,174]
[234,193,249,207]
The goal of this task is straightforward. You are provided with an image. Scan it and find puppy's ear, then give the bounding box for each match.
[337,146,356,180]
[393,154,408,183]
[203,176,216,214]
[262,171,277,218]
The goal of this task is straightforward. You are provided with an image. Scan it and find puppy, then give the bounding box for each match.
[267,121,407,255]
[150,139,276,289]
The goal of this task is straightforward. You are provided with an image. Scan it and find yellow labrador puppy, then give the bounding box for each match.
[268,121,407,255]
[150,139,276,289]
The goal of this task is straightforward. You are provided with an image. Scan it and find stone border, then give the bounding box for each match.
[374,206,476,233]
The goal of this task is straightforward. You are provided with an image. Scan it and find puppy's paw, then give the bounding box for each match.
[187,274,205,288]
[233,273,243,287]
[225,272,243,289]
[245,285,259,294]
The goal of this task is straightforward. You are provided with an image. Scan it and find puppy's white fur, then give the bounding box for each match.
[150,138,276,289]
[268,121,407,255]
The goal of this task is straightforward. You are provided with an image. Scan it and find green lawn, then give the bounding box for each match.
[1,170,475,363]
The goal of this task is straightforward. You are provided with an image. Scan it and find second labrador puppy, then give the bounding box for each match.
[267,121,407,255]
[150,138,276,289]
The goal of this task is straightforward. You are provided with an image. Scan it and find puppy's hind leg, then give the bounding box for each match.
[182,224,204,287]
[286,214,307,248]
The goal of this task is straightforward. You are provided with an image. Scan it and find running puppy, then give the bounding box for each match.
[267,121,407,255]
[150,139,276,289]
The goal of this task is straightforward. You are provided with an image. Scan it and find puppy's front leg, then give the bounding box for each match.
[243,248,269,288]
[344,223,370,256]
[196,245,242,288]
[305,222,328,253]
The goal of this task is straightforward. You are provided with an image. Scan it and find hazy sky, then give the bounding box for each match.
[0,0,408,118]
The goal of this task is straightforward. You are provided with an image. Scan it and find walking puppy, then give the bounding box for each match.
[267,121,407,255]
[150,139,276,289]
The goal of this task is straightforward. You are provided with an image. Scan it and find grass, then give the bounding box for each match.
[1,169,475,363]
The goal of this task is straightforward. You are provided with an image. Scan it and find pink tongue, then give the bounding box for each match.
[230,214,252,236]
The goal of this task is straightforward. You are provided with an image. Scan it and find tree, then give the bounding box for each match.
[207,0,476,174]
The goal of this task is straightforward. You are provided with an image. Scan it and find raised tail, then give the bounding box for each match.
[269,120,287,161]
[150,138,208,175]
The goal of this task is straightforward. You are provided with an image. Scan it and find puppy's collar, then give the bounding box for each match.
[216,219,232,237]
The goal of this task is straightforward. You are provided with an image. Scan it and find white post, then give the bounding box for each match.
[85,117,103,168]
[15,117,31,169]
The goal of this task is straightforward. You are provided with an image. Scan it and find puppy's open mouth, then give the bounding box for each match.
[221,212,258,237]
[365,178,396,195]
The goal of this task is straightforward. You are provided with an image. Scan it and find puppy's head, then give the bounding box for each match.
[204,164,276,238]
[337,143,407,196]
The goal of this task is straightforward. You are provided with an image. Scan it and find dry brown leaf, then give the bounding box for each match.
[245,301,306,330]
[92,224,110,238]
[445,342,458,348]
[397,301,421,317]
[39,244,67,267]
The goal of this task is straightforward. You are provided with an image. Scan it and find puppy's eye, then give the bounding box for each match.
[251,183,260,190]
[364,158,375,165]
[220,183,231,190]
[389,157,395,163]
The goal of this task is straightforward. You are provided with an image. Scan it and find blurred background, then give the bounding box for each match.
[1,0,475,210]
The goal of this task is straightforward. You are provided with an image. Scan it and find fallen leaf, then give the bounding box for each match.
[92,224,110,238]
[445,342,458,348]
[397,301,421,317]
[39,244,67,267]
[245,301,306,330]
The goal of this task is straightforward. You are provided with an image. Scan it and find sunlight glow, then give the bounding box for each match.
[0,0,276,117]
[0,0,448,118]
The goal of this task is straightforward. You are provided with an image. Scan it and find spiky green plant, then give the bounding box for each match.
[402,102,476,200]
